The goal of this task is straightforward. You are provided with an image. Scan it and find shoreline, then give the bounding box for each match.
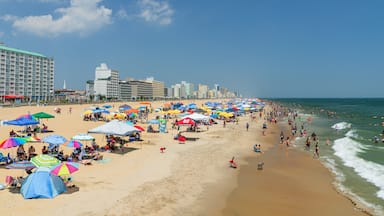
[219,114,374,216]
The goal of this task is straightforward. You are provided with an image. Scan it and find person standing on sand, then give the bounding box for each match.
[280,131,284,143]
[314,144,320,158]
[246,122,249,131]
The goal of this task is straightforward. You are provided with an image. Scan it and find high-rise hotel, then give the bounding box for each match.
[0,44,54,101]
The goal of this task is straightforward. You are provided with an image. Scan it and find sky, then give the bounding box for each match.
[0,0,383,98]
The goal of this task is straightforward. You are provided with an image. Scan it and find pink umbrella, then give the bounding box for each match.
[0,137,26,149]
[50,162,79,176]
[66,140,83,148]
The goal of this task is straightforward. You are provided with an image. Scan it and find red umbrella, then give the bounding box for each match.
[134,125,145,132]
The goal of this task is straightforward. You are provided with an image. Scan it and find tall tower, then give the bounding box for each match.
[63,80,66,89]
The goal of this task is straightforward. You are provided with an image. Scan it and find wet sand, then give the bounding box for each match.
[221,123,369,216]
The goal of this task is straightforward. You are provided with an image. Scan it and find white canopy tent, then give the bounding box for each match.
[181,113,211,122]
[88,120,140,136]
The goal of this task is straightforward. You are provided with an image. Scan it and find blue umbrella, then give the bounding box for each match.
[119,104,132,111]
[42,134,67,145]
[92,109,110,114]
[102,104,112,109]
[148,119,159,124]
[20,167,66,199]
[3,114,39,126]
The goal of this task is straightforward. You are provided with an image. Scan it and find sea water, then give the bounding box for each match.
[272,98,384,215]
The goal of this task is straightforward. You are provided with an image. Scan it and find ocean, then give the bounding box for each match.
[272,98,384,215]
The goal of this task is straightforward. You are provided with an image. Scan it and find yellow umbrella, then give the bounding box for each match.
[83,110,92,115]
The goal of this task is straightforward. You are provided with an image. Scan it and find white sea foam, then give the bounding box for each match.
[324,157,383,215]
[333,135,384,201]
[345,130,358,139]
[331,122,352,130]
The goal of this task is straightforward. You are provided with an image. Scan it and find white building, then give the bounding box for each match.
[94,63,119,100]
[181,81,195,99]
[0,44,54,101]
[197,84,209,99]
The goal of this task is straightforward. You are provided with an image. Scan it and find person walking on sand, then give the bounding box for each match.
[246,122,249,131]
[229,156,237,168]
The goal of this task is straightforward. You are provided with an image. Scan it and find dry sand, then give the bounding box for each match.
[0,101,370,216]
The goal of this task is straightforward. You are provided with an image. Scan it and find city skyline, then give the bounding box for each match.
[1,0,384,98]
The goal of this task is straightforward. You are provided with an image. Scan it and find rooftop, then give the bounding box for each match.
[0,44,47,58]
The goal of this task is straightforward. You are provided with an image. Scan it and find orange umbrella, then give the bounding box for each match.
[124,109,139,113]
[140,101,151,105]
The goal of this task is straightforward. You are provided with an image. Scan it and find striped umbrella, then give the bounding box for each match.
[31,154,60,168]
[0,137,27,149]
[50,162,79,176]
[22,136,41,142]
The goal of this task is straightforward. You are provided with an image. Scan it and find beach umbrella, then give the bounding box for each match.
[92,109,110,114]
[32,112,55,119]
[22,136,41,142]
[20,167,66,199]
[6,161,36,170]
[124,108,139,114]
[0,137,27,149]
[71,134,94,141]
[66,140,83,148]
[3,114,39,126]
[148,119,160,124]
[134,125,145,132]
[50,162,79,176]
[119,104,132,111]
[83,110,93,115]
[102,104,112,109]
[31,155,60,168]
[42,134,67,145]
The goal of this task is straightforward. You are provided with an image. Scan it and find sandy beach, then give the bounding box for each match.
[0,101,371,216]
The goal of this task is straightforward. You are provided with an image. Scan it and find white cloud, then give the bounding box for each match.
[2,0,112,37]
[138,0,174,25]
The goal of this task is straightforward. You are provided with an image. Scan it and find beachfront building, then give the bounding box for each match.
[0,44,54,102]
[197,84,209,99]
[145,77,165,100]
[129,80,153,100]
[181,81,195,99]
[85,80,95,101]
[93,63,119,100]
[171,84,181,98]
[119,80,132,101]
[165,87,173,99]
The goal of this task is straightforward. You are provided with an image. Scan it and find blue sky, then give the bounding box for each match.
[0,0,383,98]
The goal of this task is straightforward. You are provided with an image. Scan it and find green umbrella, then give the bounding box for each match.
[32,112,55,119]
[31,154,60,168]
